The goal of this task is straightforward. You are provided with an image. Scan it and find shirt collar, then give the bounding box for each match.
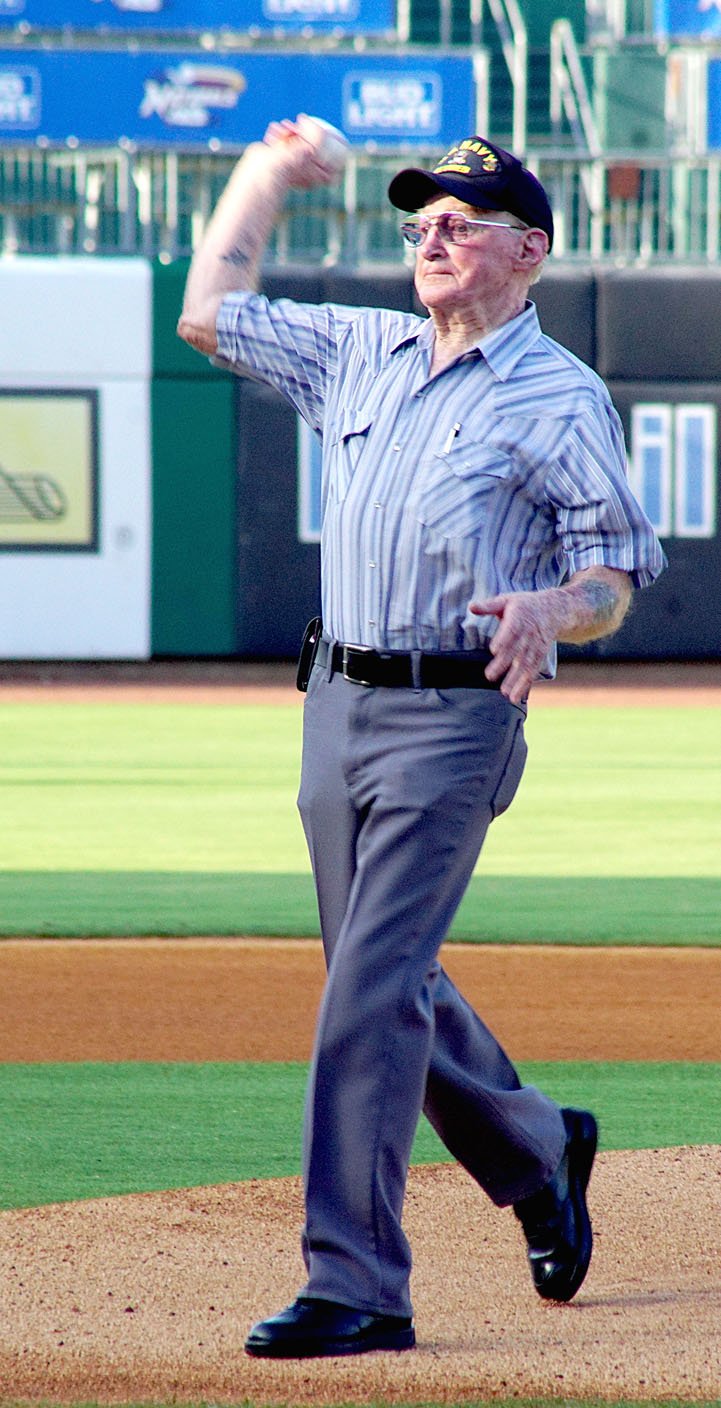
[390,300,542,379]
[478,301,542,379]
[390,319,436,356]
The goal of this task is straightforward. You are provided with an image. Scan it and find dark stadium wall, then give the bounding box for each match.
[150,262,721,662]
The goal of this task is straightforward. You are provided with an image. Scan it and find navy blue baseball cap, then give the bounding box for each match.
[388,136,554,250]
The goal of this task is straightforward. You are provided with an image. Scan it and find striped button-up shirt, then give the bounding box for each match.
[217,293,665,676]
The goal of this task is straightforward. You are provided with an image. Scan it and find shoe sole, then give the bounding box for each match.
[245,1326,416,1358]
[535,1107,598,1303]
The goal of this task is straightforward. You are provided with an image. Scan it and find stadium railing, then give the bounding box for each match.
[0,143,719,266]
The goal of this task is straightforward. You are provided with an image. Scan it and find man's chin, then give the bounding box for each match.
[417,272,454,297]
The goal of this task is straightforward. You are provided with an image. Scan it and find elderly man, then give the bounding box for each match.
[178,119,665,1359]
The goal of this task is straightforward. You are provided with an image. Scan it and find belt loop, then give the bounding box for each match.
[410,649,422,691]
[324,633,335,682]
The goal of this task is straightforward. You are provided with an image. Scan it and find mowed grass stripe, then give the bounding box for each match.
[1,1060,720,1211]
[0,871,719,941]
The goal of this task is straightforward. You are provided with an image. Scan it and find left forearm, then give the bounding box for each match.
[552,566,633,644]
[470,565,633,703]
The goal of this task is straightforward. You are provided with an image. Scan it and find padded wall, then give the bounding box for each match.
[158,263,721,663]
[595,268,721,381]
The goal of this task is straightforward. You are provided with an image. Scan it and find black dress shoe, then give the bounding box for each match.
[513,1106,598,1303]
[244,1295,416,1358]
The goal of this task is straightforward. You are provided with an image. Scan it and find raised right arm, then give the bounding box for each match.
[177,118,340,357]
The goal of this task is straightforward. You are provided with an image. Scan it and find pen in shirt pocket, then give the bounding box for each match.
[442,421,462,454]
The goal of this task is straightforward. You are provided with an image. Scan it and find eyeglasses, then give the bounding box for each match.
[400,212,528,248]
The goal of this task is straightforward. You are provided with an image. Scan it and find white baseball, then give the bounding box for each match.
[296,114,350,174]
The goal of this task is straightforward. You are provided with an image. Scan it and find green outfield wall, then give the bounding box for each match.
[151,262,237,657]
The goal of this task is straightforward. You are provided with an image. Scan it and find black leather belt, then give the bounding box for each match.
[315,638,501,689]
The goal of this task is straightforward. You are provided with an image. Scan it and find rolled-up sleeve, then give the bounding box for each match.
[546,405,667,586]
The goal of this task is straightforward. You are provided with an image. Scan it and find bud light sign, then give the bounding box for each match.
[0,66,40,127]
[263,0,360,17]
[343,72,441,138]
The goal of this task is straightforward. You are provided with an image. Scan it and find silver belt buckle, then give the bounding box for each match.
[342,643,374,687]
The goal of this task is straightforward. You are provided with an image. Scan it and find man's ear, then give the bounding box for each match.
[514,228,549,272]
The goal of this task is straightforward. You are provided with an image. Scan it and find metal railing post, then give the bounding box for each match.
[439,0,453,48]
[473,48,490,139]
[485,0,527,155]
[707,159,721,262]
[341,153,358,267]
[163,151,179,263]
[550,19,602,158]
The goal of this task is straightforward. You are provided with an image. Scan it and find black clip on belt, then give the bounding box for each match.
[315,638,501,690]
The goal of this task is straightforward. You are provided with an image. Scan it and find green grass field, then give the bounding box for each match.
[0,692,718,1408]
[2,1059,721,1211]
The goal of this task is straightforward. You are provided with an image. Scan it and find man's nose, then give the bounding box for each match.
[422,223,447,254]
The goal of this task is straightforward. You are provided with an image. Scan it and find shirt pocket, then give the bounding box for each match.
[326,411,373,503]
[416,447,511,540]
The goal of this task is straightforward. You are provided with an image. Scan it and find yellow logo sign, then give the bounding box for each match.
[0,390,97,551]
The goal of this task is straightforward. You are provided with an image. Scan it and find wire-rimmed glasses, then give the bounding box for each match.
[400,212,528,248]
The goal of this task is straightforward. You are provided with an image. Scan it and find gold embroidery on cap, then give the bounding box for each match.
[433,139,502,177]
[433,145,470,175]
[460,140,501,169]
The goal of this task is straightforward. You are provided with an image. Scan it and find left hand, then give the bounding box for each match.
[470,589,567,704]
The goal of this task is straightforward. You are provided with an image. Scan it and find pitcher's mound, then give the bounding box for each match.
[2,1146,720,1404]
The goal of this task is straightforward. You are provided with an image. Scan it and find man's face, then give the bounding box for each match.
[409,195,529,314]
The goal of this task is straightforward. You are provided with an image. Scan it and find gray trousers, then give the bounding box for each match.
[296,659,566,1318]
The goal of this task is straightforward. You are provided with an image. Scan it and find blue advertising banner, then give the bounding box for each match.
[0,0,397,36]
[654,0,721,38]
[0,49,476,148]
[708,58,721,148]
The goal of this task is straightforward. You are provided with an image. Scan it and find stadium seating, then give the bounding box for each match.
[0,2,718,266]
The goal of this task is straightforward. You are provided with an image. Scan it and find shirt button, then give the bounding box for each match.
[369,619,376,626]
[369,561,376,568]
[374,501,383,509]
[392,444,401,452]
